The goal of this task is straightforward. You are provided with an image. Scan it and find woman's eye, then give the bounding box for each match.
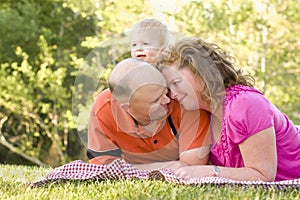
[143,42,149,45]
[131,43,136,47]
[173,81,181,86]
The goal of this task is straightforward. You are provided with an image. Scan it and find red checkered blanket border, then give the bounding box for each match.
[30,159,300,190]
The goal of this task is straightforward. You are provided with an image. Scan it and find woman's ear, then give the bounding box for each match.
[159,47,167,56]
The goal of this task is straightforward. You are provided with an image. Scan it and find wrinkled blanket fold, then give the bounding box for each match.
[30,159,300,190]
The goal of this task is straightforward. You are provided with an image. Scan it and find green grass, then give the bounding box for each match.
[0,164,299,200]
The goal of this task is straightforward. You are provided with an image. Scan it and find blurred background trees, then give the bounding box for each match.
[0,0,299,167]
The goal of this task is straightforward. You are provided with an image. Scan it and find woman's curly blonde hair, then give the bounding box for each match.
[157,37,255,110]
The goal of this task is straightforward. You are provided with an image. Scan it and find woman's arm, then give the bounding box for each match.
[238,126,277,181]
[174,127,277,182]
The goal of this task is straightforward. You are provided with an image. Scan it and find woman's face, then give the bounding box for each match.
[161,61,210,111]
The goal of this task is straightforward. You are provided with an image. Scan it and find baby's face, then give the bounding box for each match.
[130,31,165,64]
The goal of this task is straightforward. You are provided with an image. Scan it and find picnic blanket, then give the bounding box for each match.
[30,159,300,190]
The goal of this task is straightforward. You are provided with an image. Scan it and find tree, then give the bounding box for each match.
[171,0,300,124]
[1,0,298,167]
[0,0,151,166]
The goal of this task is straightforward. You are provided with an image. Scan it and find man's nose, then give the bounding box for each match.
[161,94,170,105]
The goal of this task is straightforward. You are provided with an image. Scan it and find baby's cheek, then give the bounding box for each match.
[131,51,135,58]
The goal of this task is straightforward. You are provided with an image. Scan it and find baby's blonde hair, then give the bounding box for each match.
[130,18,168,46]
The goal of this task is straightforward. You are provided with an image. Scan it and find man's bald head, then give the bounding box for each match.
[108,58,167,103]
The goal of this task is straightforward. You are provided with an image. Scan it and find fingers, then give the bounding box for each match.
[174,166,192,180]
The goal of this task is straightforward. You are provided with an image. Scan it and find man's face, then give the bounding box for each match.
[130,31,164,64]
[129,84,170,124]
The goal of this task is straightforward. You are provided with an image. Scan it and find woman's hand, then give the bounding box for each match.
[174,165,212,180]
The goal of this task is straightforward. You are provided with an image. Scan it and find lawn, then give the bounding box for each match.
[0,164,299,200]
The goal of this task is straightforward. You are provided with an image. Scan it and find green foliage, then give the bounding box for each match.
[173,0,300,124]
[0,0,152,166]
[1,164,300,200]
[0,41,73,166]
[0,0,96,166]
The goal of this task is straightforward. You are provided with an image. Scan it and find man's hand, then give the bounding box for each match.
[132,160,188,171]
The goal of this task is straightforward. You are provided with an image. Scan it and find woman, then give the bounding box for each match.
[157,37,300,181]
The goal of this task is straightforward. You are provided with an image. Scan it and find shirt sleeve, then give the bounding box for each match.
[226,91,274,144]
[87,105,121,164]
[178,109,211,154]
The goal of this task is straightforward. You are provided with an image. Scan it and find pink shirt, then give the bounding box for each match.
[209,85,300,181]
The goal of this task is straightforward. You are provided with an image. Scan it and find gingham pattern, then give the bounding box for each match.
[30,159,300,190]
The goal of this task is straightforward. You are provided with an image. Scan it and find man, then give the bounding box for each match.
[87,58,211,170]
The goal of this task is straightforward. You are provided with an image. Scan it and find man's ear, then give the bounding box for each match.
[120,102,130,112]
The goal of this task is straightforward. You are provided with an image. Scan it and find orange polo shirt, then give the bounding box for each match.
[88,89,210,165]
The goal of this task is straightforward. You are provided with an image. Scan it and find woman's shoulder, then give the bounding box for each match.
[224,85,275,141]
[225,85,265,105]
[224,84,273,119]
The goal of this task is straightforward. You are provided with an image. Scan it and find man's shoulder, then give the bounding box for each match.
[94,88,113,113]
[168,99,181,112]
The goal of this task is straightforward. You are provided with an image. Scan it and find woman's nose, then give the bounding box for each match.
[170,90,177,99]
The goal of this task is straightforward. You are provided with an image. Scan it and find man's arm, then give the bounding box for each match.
[132,160,187,171]
[179,145,211,165]
[132,145,210,170]
[177,109,211,165]
[87,104,121,165]
[87,148,121,165]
